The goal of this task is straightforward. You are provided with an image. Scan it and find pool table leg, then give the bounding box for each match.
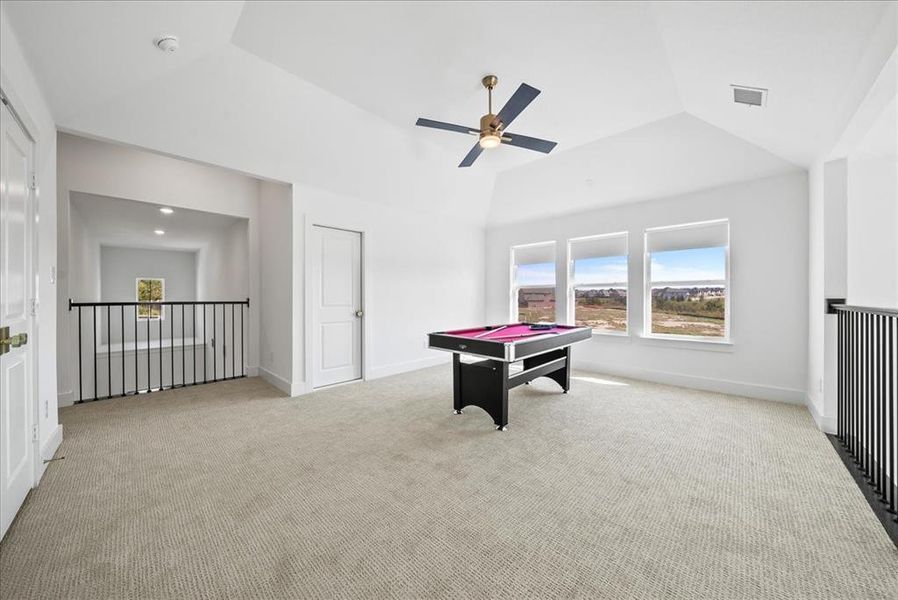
[452,353,463,414]
[495,361,509,430]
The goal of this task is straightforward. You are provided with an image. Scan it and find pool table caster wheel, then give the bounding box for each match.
[524,381,530,385]
[453,409,464,415]
[563,390,568,394]
[496,425,507,431]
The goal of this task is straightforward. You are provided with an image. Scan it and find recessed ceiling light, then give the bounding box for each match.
[159,207,174,215]
[154,229,165,236]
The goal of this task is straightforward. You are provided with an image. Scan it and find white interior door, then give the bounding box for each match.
[0,102,35,540]
[311,226,362,388]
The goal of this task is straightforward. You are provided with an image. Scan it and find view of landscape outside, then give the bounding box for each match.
[572,254,627,332]
[136,277,164,319]
[515,260,556,322]
[518,287,556,322]
[650,287,725,336]
[515,247,727,337]
[574,288,627,331]
[649,247,726,337]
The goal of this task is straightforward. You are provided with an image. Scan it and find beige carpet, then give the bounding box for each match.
[1,367,896,599]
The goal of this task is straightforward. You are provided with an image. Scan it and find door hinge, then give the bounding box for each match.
[30,172,36,191]
[32,425,38,443]
[30,298,37,316]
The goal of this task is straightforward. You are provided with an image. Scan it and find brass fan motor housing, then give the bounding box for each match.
[480,113,501,134]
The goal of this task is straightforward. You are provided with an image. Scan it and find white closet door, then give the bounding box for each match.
[311,226,362,387]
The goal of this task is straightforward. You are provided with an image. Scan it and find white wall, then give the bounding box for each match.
[846,103,898,308]
[196,219,249,301]
[486,172,809,403]
[56,134,270,402]
[258,181,294,392]
[296,183,486,390]
[0,5,61,467]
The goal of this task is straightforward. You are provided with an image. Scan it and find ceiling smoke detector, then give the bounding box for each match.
[731,84,767,107]
[154,36,179,53]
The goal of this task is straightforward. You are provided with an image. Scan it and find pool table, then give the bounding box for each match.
[427,323,592,430]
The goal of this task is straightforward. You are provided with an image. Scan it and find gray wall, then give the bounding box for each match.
[100,246,198,344]
[101,246,197,302]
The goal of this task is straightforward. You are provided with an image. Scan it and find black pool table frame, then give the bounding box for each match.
[428,325,592,430]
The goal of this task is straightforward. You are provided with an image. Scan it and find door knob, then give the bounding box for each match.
[355,310,364,318]
[0,327,27,356]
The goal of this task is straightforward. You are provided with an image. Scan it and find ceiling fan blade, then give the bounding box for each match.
[501,132,557,154]
[416,118,477,135]
[492,83,540,129]
[458,143,483,168]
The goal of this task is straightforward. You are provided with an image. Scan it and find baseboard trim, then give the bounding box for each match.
[258,367,298,396]
[367,355,449,380]
[57,391,74,408]
[807,396,837,433]
[572,360,806,405]
[36,424,63,484]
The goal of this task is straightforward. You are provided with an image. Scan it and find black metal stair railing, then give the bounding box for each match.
[832,303,897,546]
[68,299,249,403]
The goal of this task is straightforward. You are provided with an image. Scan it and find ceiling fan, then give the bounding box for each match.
[415,75,558,168]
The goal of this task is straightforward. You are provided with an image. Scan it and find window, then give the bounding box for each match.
[511,242,556,323]
[644,220,729,340]
[569,233,628,334]
[136,277,165,319]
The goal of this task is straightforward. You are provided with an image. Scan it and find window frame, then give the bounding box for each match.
[567,232,629,336]
[510,242,557,323]
[135,276,166,321]
[643,220,730,343]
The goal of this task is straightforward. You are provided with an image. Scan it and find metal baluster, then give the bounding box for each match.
[193,304,197,386]
[93,306,97,401]
[78,306,83,402]
[838,310,843,443]
[879,314,885,495]
[170,303,175,388]
[182,304,186,386]
[106,305,111,399]
[213,303,217,381]
[864,314,876,483]
[121,306,125,396]
[231,303,235,379]
[159,308,163,392]
[134,306,138,394]
[853,311,859,462]
[241,303,245,377]
[146,307,151,392]
[203,303,208,383]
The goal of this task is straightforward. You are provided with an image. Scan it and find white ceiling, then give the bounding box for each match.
[231,1,683,173]
[489,112,799,225]
[3,1,894,225]
[70,192,246,251]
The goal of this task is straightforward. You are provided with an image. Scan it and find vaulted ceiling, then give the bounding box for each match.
[3,1,893,225]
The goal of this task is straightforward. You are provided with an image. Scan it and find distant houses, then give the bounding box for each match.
[652,287,724,301]
[519,289,555,309]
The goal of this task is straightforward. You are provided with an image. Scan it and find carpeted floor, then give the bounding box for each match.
[1,367,896,599]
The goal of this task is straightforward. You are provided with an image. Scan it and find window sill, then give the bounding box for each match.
[639,334,733,352]
[590,330,630,341]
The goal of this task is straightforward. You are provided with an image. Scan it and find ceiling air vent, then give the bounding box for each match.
[731,84,767,107]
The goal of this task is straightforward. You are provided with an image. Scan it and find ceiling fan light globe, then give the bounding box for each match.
[479,133,501,149]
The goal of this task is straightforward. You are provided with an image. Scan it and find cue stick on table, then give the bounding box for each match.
[491,331,561,341]
[474,325,508,338]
